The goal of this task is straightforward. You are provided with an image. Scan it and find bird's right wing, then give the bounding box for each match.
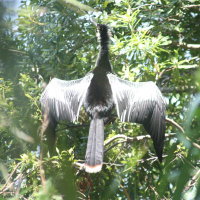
[107,73,166,161]
[40,73,93,122]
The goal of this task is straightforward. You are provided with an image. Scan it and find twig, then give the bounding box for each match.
[190,141,200,150]
[171,42,200,49]
[149,186,168,200]
[157,64,198,82]
[104,133,176,153]
[184,169,200,191]
[180,43,200,49]
[104,134,135,146]
[166,118,200,150]
[132,3,157,10]
[166,117,184,133]
[1,48,27,55]
[161,86,197,94]
[183,5,200,9]
[104,140,127,153]
[0,162,22,194]
[39,146,46,188]
[56,123,89,132]
[57,115,117,132]
[139,155,157,164]
[105,133,176,146]
[14,173,23,197]
[120,184,131,200]
[39,121,47,188]
[103,162,124,167]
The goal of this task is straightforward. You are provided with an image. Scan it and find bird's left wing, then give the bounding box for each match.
[40,73,93,122]
[107,73,166,161]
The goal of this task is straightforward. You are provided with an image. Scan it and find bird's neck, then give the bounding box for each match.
[95,46,112,71]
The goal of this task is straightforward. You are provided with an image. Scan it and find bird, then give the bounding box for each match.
[40,24,166,173]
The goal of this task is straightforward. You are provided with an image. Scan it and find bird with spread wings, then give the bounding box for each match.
[40,24,166,173]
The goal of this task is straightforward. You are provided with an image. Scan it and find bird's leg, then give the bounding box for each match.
[103,114,117,125]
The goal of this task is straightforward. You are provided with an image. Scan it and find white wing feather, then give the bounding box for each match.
[107,73,166,160]
[40,73,93,122]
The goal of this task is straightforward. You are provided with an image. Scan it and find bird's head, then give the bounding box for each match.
[96,24,111,44]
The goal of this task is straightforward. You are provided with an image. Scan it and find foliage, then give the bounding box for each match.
[0,0,200,199]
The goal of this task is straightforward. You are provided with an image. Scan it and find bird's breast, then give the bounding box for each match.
[84,71,114,117]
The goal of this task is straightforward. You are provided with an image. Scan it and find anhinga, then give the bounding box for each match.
[40,24,166,173]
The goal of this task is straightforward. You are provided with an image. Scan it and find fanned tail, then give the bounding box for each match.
[85,118,104,173]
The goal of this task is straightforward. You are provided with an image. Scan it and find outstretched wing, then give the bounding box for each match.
[40,73,93,122]
[107,73,166,161]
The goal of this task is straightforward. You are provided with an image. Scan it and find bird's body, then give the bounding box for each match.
[85,67,113,118]
[40,24,166,173]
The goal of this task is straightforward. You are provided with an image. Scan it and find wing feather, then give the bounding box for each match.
[107,73,166,161]
[40,73,93,122]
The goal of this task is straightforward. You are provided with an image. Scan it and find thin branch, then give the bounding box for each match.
[171,42,200,49]
[73,162,85,171]
[180,43,200,49]
[0,48,27,55]
[159,64,198,78]
[105,133,176,146]
[184,169,200,191]
[0,173,23,195]
[104,118,200,153]
[104,133,176,153]
[191,140,200,150]
[104,134,135,146]
[103,162,124,167]
[39,123,47,189]
[183,4,200,9]
[14,174,23,197]
[57,115,117,132]
[139,155,168,164]
[120,184,131,200]
[161,86,197,94]
[39,146,46,188]
[104,140,127,153]
[0,162,22,194]
[56,123,89,132]
[166,118,200,150]
[166,117,184,133]
[149,186,168,200]
[176,65,199,69]
[132,3,157,10]
[156,64,198,83]
[132,3,200,12]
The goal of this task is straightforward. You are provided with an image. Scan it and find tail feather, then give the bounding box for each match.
[85,118,104,173]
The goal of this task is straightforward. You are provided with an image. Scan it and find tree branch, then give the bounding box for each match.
[166,117,184,133]
[120,184,131,200]
[0,162,22,194]
[104,117,200,154]
[132,3,157,10]
[171,42,200,49]
[166,118,200,150]
[156,64,198,84]
[184,169,200,191]
[56,123,89,132]
[183,4,200,9]
[104,133,176,153]
[160,86,197,94]
[0,48,27,55]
